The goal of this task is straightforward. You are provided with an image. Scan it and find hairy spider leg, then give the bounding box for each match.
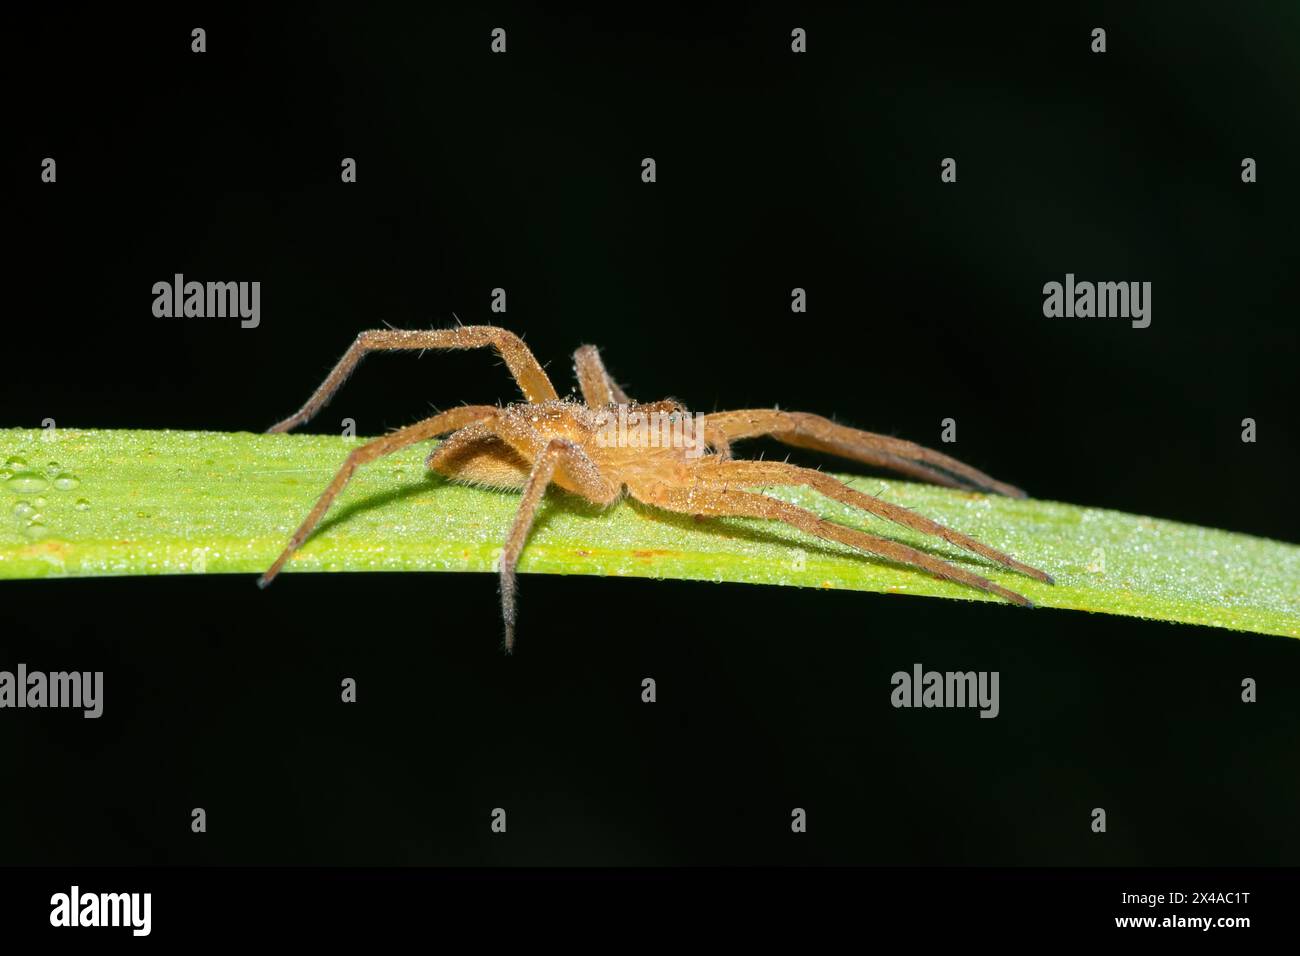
[496,439,619,652]
[694,458,1052,583]
[629,480,1036,606]
[258,405,496,586]
[702,409,1027,498]
[268,326,558,433]
[573,344,632,408]
[481,414,620,651]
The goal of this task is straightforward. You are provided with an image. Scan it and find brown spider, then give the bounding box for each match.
[259,325,1053,650]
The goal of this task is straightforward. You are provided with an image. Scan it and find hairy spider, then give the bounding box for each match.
[259,325,1053,650]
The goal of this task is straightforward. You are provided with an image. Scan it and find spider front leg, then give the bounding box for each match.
[267,326,559,433]
[694,458,1052,584]
[703,409,1026,498]
[481,417,620,652]
[573,344,632,407]
[632,480,1037,607]
[258,405,495,586]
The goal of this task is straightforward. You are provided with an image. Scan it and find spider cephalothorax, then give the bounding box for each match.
[259,325,1052,650]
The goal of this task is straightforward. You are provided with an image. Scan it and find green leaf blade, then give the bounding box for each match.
[1,428,1296,638]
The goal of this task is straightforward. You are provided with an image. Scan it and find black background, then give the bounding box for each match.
[5,0,1298,890]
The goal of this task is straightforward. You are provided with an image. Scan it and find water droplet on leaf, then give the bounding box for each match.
[6,471,48,494]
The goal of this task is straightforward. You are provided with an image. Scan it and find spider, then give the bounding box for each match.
[258,325,1053,650]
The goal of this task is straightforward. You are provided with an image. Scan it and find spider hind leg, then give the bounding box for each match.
[703,410,1028,498]
[696,459,1053,584]
[631,480,1039,607]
